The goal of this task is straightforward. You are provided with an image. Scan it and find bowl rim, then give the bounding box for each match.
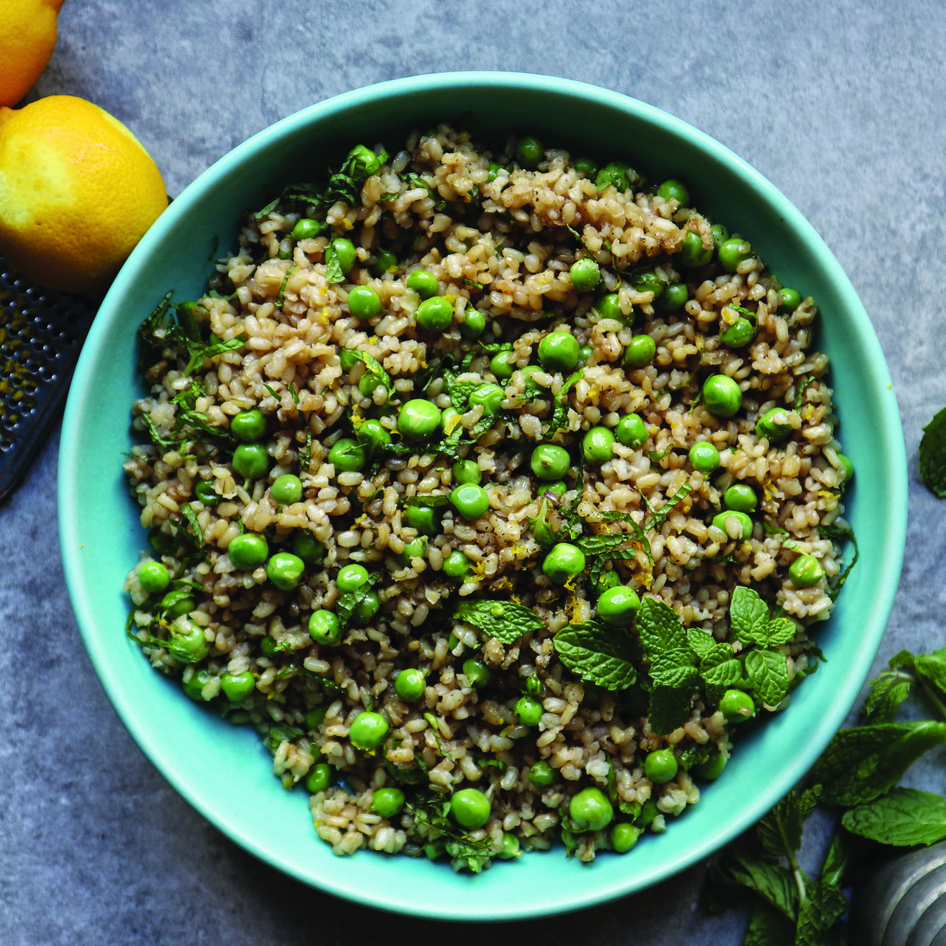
[59,70,908,920]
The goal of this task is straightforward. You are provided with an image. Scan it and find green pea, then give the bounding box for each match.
[582,426,616,465]
[395,668,426,702]
[328,438,366,473]
[615,414,648,449]
[719,688,755,723]
[462,657,493,688]
[637,798,659,828]
[542,543,586,584]
[538,331,580,371]
[330,237,357,275]
[500,833,521,860]
[415,295,454,332]
[182,668,214,701]
[756,406,793,443]
[231,409,267,443]
[228,533,269,570]
[148,527,176,556]
[396,536,427,567]
[232,443,270,479]
[469,382,504,414]
[450,787,492,828]
[570,258,601,292]
[530,444,570,481]
[452,460,482,485]
[440,406,461,436]
[167,616,211,664]
[680,230,712,269]
[778,287,802,312]
[712,510,753,540]
[271,474,303,505]
[397,399,442,442]
[357,419,392,451]
[609,823,641,854]
[694,750,728,780]
[451,483,490,520]
[308,610,341,645]
[529,760,556,787]
[443,550,471,580]
[348,286,382,319]
[542,480,568,497]
[657,178,689,205]
[594,292,623,322]
[515,695,543,726]
[487,161,503,183]
[489,348,515,380]
[644,748,678,784]
[138,561,170,595]
[720,316,756,349]
[290,218,322,240]
[718,237,753,273]
[349,711,389,750]
[597,585,641,627]
[350,590,380,626]
[221,670,255,701]
[291,531,325,565]
[569,787,613,832]
[405,504,439,536]
[520,364,550,395]
[596,569,621,594]
[579,345,593,364]
[595,161,631,192]
[657,283,688,312]
[266,552,305,591]
[406,268,438,298]
[305,763,332,793]
[525,674,542,698]
[460,308,486,338]
[623,334,657,368]
[371,787,405,818]
[162,592,195,620]
[790,553,825,588]
[337,563,369,591]
[837,453,854,486]
[710,224,729,248]
[574,157,597,178]
[723,483,757,513]
[372,249,397,277]
[702,374,743,417]
[628,267,664,300]
[339,349,359,372]
[424,840,446,860]
[259,636,280,658]
[688,441,720,473]
[194,480,220,506]
[515,135,544,170]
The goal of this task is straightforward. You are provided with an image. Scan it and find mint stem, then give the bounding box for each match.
[778,817,807,908]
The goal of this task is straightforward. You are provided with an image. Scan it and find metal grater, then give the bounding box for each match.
[0,255,99,500]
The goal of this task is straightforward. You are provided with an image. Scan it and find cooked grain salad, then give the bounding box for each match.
[122,127,856,870]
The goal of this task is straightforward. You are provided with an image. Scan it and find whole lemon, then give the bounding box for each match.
[0,96,168,294]
[0,0,66,108]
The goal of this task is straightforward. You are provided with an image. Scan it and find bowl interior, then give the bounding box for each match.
[59,73,907,920]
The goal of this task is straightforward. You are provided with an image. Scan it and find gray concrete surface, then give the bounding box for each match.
[3,0,946,942]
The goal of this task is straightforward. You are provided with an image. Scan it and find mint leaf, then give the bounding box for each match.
[795,878,849,946]
[183,333,246,376]
[709,850,798,921]
[920,405,946,497]
[813,721,946,806]
[764,617,797,647]
[820,831,852,887]
[648,658,700,689]
[636,597,691,657]
[745,649,790,706]
[914,654,946,696]
[864,675,911,724]
[542,368,583,437]
[842,787,946,846]
[553,621,639,690]
[700,643,742,702]
[342,348,392,393]
[730,585,770,645]
[756,791,803,862]
[253,197,280,220]
[324,243,344,284]
[648,685,692,735]
[453,599,544,645]
[686,628,716,659]
[575,531,633,558]
[404,495,450,509]
[744,900,795,946]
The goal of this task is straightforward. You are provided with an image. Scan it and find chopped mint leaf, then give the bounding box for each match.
[180,503,205,551]
[528,498,557,551]
[553,621,639,691]
[453,599,544,645]
[647,483,692,533]
[324,243,344,284]
[341,349,393,393]
[183,333,247,376]
[543,369,583,437]
[139,412,177,451]
[171,379,205,411]
[253,197,280,220]
[276,262,296,308]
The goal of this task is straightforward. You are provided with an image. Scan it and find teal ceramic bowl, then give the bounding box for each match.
[59,72,907,920]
